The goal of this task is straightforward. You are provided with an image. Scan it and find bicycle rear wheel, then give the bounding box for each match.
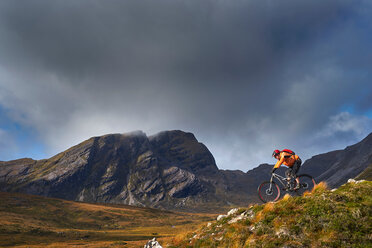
[295,174,316,195]
[257,181,281,203]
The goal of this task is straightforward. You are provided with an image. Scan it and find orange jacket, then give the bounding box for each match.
[273,151,300,169]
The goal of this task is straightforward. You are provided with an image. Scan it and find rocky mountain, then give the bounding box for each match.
[300,132,372,188]
[0,130,242,211]
[1,130,371,211]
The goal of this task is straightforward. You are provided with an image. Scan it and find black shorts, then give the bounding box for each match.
[285,158,302,178]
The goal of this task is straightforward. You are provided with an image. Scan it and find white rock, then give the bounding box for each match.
[217,215,227,221]
[228,215,245,224]
[356,180,366,184]
[144,238,163,248]
[348,179,356,183]
[227,208,239,216]
[207,222,212,227]
[331,188,337,192]
[275,227,289,237]
[216,236,223,241]
[246,210,255,219]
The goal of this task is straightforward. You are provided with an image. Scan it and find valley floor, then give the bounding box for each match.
[0,192,217,248]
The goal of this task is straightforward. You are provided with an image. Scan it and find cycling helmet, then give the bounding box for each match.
[272,149,280,157]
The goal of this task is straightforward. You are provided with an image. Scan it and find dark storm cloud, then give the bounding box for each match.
[0,0,352,81]
[0,0,371,169]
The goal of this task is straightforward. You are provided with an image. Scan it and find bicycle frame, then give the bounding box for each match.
[270,173,290,189]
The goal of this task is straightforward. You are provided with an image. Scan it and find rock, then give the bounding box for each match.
[207,222,212,227]
[355,179,366,184]
[163,167,202,198]
[217,215,227,221]
[348,179,356,183]
[227,208,239,216]
[228,214,245,224]
[275,227,289,237]
[144,237,162,248]
[245,209,255,219]
[215,236,223,241]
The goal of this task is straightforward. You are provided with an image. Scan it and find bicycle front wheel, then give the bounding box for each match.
[295,174,316,195]
[257,181,281,203]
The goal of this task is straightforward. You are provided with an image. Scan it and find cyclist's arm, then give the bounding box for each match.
[274,156,284,169]
[271,156,284,173]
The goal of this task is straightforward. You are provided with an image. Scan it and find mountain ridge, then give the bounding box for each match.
[1,130,372,211]
[0,130,236,211]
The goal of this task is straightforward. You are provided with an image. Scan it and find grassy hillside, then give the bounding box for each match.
[168,181,372,248]
[0,192,216,247]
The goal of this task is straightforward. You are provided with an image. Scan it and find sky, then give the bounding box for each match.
[0,0,371,171]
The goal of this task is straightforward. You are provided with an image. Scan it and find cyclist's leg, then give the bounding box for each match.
[294,159,302,187]
[285,168,292,181]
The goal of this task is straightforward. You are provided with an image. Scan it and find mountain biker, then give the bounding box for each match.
[271,149,302,190]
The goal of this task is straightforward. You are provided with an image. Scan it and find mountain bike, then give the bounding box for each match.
[257,173,316,203]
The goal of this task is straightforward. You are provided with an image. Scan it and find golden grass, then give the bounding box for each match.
[262,202,275,213]
[281,193,292,201]
[0,191,216,247]
[313,181,327,191]
[254,210,263,223]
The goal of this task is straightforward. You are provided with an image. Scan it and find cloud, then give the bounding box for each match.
[0,128,17,161]
[0,0,371,169]
[316,112,372,141]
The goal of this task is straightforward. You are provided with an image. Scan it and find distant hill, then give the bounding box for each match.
[168,180,372,247]
[1,130,371,211]
[301,132,372,188]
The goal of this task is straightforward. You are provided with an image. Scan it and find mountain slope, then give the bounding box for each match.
[0,191,215,248]
[301,133,372,188]
[168,180,372,247]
